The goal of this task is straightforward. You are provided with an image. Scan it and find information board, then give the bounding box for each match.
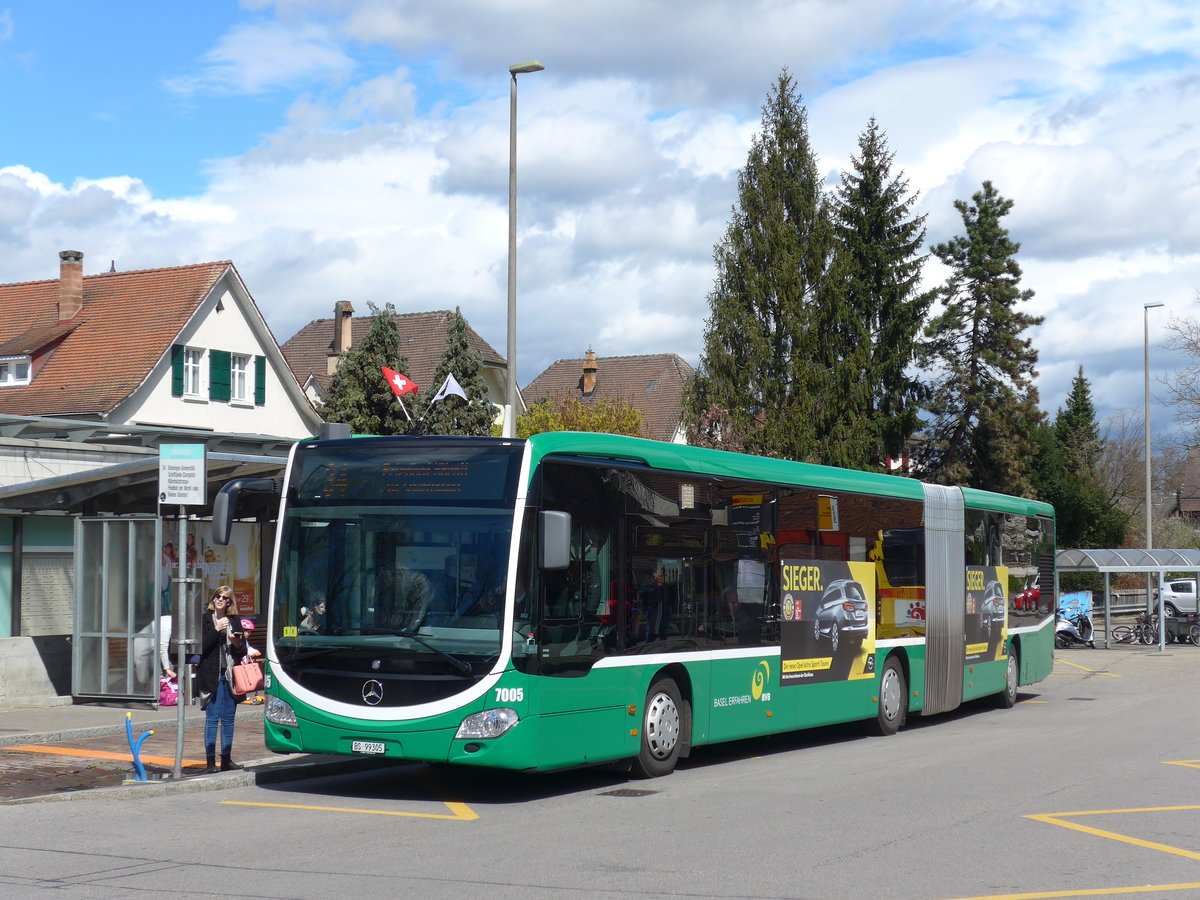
[158,444,207,506]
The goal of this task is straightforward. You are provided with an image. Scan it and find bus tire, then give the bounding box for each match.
[632,677,684,778]
[996,644,1019,709]
[869,655,907,736]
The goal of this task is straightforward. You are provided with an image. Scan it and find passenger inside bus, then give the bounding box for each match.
[719,590,760,645]
[639,568,673,641]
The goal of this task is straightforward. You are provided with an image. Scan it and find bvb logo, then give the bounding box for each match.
[751,661,769,700]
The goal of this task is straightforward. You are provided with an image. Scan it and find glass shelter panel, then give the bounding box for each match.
[73,518,161,700]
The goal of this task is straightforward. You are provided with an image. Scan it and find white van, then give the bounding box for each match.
[1154,579,1198,616]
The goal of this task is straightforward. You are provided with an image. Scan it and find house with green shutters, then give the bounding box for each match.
[0,250,320,707]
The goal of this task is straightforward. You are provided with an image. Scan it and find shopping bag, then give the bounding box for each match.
[159,676,179,707]
[231,657,264,695]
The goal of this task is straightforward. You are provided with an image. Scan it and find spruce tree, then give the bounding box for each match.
[831,118,929,463]
[420,308,496,436]
[686,70,856,464]
[1056,365,1101,473]
[916,181,1044,494]
[320,302,415,435]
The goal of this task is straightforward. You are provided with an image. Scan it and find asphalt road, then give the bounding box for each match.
[1,646,1198,900]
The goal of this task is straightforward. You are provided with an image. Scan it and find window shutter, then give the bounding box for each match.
[254,355,266,405]
[209,350,231,402]
[171,345,184,397]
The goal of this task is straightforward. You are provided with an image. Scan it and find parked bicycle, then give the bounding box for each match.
[1110,614,1157,645]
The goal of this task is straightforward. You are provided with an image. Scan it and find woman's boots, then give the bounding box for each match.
[206,747,241,773]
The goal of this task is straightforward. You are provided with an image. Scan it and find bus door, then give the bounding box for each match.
[920,483,965,715]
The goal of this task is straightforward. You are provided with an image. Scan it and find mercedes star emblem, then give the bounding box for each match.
[362,679,384,705]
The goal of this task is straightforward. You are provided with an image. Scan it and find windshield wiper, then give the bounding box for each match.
[394,627,475,677]
[286,645,355,662]
[285,627,475,676]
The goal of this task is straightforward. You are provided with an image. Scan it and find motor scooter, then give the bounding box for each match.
[1055,609,1095,648]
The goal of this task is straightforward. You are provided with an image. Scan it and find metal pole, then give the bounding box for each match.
[174,509,186,778]
[504,72,518,438]
[503,61,543,439]
[1144,301,1164,649]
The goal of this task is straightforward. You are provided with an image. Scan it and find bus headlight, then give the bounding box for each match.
[265,696,298,727]
[455,708,519,739]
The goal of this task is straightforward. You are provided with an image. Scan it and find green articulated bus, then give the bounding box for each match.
[212,432,1056,777]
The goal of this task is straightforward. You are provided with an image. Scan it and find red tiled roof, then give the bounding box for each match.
[281,310,506,395]
[0,261,230,417]
[522,353,695,442]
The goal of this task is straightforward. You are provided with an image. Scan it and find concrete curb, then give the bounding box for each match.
[2,754,397,805]
[1,706,263,746]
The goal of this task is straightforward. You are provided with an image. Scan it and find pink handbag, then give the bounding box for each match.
[159,676,179,706]
[231,657,264,695]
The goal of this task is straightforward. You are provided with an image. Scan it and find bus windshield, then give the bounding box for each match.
[269,440,523,704]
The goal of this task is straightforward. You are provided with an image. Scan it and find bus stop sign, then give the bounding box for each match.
[159,443,207,506]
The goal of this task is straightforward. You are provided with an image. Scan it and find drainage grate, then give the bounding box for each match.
[599,788,658,798]
[1066,697,1096,701]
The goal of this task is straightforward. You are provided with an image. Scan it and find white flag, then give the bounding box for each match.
[431,373,468,404]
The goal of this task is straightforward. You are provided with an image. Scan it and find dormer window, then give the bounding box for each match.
[0,356,31,386]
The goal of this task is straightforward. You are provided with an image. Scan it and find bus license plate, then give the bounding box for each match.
[352,740,385,755]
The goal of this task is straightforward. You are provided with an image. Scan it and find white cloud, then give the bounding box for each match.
[164,21,355,95]
[5,0,1200,441]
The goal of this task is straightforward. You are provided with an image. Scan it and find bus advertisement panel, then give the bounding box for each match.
[966,564,1008,663]
[780,559,876,685]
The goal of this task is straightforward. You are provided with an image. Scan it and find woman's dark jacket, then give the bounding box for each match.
[196,610,247,697]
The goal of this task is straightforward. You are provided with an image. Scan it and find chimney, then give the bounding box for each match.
[328,300,355,375]
[582,348,598,395]
[58,250,84,320]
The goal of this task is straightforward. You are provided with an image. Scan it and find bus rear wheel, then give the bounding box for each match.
[632,677,684,778]
[996,644,1019,708]
[869,655,907,736]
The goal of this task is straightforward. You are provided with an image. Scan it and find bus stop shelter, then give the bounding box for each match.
[1055,548,1200,649]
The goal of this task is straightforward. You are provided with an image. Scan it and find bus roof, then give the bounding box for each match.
[526,432,1053,518]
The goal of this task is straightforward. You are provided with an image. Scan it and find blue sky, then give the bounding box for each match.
[3,0,1200,444]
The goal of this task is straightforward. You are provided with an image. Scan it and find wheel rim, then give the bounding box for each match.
[813,617,820,641]
[645,690,680,760]
[880,666,902,723]
[830,622,839,653]
[1006,653,1018,699]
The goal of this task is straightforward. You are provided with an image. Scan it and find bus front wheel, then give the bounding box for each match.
[869,655,907,736]
[632,677,684,778]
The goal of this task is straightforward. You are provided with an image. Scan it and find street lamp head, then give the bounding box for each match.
[1145,301,1165,309]
[509,61,545,75]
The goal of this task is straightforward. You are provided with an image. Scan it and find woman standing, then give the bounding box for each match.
[197,585,247,773]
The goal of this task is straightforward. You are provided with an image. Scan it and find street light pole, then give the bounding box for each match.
[504,60,544,439]
[1144,300,1165,649]
[1144,301,1164,550]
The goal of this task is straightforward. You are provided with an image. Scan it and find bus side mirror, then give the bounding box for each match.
[211,478,280,545]
[540,510,571,570]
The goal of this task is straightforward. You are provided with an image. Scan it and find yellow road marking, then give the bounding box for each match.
[942,882,1200,899]
[1165,760,1200,771]
[3,744,206,767]
[1025,806,1200,861]
[1053,659,1120,677]
[220,799,478,820]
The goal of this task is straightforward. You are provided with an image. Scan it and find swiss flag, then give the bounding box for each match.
[381,366,418,397]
